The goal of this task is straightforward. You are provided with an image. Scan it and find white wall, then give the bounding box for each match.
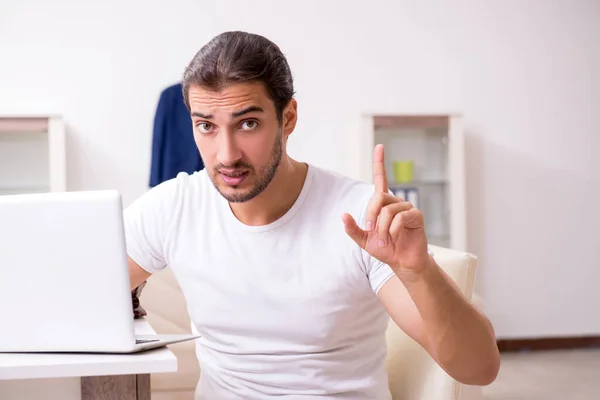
[1,0,598,339]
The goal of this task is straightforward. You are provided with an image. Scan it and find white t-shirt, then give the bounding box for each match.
[124,164,396,400]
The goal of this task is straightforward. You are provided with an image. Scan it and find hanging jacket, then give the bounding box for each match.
[149,82,204,187]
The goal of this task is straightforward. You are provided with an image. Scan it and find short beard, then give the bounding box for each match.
[211,129,283,203]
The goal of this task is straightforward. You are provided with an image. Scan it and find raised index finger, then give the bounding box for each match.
[373,144,388,193]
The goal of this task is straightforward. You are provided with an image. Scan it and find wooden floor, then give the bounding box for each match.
[483,347,600,399]
[152,389,195,400]
[149,347,600,399]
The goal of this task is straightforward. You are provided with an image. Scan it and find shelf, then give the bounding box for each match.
[0,118,49,134]
[373,115,449,130]
[389,178,447,189]
[0,116,66,193]
[362,113,466,251]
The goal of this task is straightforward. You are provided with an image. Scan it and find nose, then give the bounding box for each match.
[216,131,242,167]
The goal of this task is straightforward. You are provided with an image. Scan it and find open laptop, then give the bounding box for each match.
[0,189,200,354]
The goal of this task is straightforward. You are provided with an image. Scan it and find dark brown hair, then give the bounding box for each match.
[182,31,295,122]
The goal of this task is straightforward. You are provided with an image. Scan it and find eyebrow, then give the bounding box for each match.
[191,106,264,120]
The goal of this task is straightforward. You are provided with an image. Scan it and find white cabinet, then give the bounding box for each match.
[0,116,66,195]
[360,114,466,251]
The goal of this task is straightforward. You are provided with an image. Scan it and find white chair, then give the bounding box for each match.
[385,245,481,400]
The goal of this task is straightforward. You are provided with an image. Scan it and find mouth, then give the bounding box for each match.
[219,170,249,186]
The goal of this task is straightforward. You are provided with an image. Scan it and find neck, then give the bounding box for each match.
[229,157,308,226]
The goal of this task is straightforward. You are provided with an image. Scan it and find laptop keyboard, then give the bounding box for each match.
[136,338,160,344]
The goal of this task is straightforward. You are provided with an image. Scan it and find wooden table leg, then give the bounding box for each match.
[81,374,151,400]
[136,374,151,400]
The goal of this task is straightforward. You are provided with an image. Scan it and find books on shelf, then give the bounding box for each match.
[392,187,419,209]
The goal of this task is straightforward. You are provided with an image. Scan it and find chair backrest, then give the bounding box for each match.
[385,245,478,400]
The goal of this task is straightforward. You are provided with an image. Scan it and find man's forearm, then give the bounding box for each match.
[398,258,500,385]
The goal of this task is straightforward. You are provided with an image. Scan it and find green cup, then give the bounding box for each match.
[393,160,414,183]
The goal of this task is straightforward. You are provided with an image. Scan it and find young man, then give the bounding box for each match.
[125,31,500,399]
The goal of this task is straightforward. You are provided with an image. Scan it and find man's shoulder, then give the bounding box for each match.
[127,169,210,211]
[307,164,375,221]
[309,164,374,199]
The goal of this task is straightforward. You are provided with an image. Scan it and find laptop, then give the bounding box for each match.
[0,189,200,354]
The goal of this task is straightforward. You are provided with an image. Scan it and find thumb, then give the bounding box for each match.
[342,213,367,248]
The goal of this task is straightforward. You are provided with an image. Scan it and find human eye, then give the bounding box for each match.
[240,120,259,131]
[196,122,214,134]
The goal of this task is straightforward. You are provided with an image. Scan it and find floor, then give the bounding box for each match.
[483,347,600,399]
[151,348,600,400]
[152,390,195,400]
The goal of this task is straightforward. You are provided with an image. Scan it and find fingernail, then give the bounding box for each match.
[379,239,386,247]
[366,220,373,231]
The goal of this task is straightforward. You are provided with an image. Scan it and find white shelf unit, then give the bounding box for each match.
[0,117,66,196]
[360,114,466,251]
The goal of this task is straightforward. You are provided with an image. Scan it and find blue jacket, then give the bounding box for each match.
[149,83,204,187]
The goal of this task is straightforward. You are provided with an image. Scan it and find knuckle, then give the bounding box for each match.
[368,194,381,208]
[378,222,388,234]
[367,205,379,218]
[381,205,392,219]
[386,191,397,200]
[393,194,405,202]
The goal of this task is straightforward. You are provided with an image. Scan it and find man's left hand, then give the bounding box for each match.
[342,144,432,278]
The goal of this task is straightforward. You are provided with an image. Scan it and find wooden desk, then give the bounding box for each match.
[0,319,177,399]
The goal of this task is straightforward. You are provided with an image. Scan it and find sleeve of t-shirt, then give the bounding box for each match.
[367,257,396,295]
[123,177,181,274]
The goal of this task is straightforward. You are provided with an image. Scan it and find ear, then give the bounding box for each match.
[282,98,298,137]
